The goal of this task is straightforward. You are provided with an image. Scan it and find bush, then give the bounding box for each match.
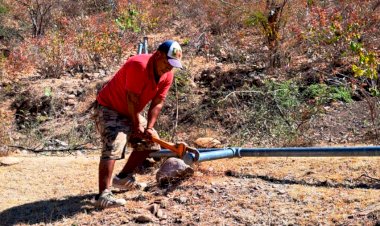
[303,83,352,104]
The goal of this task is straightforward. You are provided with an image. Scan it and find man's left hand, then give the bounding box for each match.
[144,128,159,139]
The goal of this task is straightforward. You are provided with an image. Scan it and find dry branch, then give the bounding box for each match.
[218,90,264,103]
[8,144,98,154]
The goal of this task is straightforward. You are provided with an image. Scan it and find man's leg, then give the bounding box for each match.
[93,103,127,208]
[118,150,155,177]
[99,159,116,193]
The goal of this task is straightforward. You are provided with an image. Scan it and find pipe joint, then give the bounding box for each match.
[227,147,242,158]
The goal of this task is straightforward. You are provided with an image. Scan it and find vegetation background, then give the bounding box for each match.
[0,0,379,151]
[0,0,379,225]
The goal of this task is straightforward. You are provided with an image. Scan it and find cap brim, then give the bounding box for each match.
[168,58,183,69]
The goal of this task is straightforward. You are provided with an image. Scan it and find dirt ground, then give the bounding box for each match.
[1,152,379,225]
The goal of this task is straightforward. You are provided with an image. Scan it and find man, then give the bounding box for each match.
[93,40,183,208]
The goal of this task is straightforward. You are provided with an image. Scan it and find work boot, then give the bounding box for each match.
[112,174,140,190]
[94,189,126,209]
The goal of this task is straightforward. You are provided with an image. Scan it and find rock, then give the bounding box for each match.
[194,137,221,148]
[209,188,217,193]
[0,157,22,166]
[156,209,167,219]
[156,158,194,185]
[219,49,227,58]
[53,139,68,147]
[194,171,203,177]
[149,204,159,215]
[67,94,76,99]
[139,182,148,191]
[159,199,169,208]
[67,99,76,105]
[189,80,197,88]
[135,215,153,223]
[99,69,106,77]
[132,194,147,201]
[10,132,26,141]
[252,75,265,87]
[175,196,188,204]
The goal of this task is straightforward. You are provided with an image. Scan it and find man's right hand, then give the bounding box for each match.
[133,124,145,134]
[129,124,145,144]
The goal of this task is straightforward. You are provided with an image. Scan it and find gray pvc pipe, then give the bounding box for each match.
[150,146,380,165]
[137,43,143,54]
[143,37,149,54]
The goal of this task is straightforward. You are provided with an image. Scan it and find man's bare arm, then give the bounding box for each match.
[147,96,164,129]
[126,91,144,133]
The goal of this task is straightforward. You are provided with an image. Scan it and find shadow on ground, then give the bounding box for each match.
[0,194,96,226]
[225,170,380,189]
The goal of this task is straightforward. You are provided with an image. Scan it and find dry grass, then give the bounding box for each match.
[0,153,379,225]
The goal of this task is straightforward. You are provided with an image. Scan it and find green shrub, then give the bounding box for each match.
[303,83,352,104]
[330,86,352,103]
[115,4,141,33]
[0,4,8,14]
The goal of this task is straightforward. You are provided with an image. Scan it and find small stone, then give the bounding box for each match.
[54,139,68,147]
[209,188,217,193]
[139,182,148,191]
[67,99,76,105]
[149,204,159,215]
[156,209,167,219]
[219,48,227,58]
[67,94,76,99]
[135,215,153,223]
[133,194,146,201]
[176,196,187,204]
[252,75,265,87]
[159,199,169,208]
[99,69,106,77]
[0,157,22,166]
[194,171,203,177]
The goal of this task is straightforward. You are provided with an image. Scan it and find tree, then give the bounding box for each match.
[247,0,288,68]
[15,0,55,37]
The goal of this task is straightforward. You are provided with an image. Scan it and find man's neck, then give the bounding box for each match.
[151,58,160,84]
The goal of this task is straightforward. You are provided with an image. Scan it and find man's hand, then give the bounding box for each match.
[144,127,159,139]
[133,124,145,135]
[128,125,145,144]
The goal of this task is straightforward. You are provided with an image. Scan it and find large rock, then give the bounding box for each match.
[194,137,221,148]
[156,158,194,185]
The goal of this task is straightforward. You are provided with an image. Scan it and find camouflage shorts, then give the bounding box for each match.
[93,102,161,160]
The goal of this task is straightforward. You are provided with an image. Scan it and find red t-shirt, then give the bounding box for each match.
[96,54,174,116]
